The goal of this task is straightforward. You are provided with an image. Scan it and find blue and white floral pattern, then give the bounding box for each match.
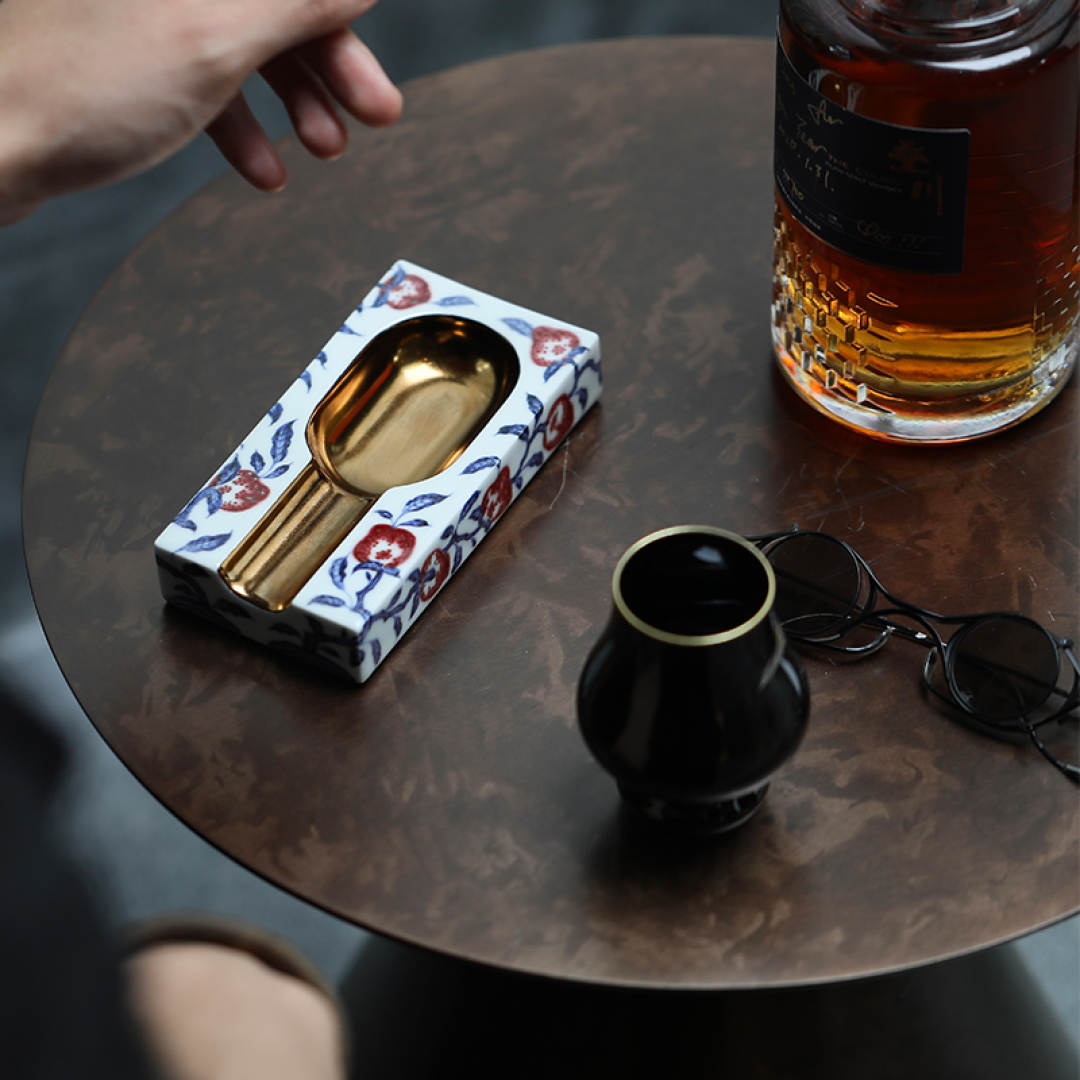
[155,260,602,682]
[170,416,296,554]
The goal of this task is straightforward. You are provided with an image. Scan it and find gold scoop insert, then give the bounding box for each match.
[220,315,519,611]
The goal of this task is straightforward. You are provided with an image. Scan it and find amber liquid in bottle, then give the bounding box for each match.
[772,0,1079,442]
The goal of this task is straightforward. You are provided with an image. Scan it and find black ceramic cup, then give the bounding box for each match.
[577,525,809,834]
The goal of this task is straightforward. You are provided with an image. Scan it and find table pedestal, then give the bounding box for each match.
[341,939,1076,1078]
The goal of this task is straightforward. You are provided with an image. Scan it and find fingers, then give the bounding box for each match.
[210,26,402,192]
[300,28,402,127]
[206,94,289,192]
[260,53,348,160]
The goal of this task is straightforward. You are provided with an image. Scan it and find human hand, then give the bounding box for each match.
[0,0,401,223]
[126,942,346,1080]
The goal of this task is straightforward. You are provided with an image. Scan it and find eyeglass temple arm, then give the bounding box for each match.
[998,646,1078,781]
[825,612,1075,709]
[1025,724,1080,784]
[1062,640,1080,684]
[748,525,802,546]
[809,610,934,648]
[869,617,932,647]
[752,529,1078,702]
[1042,640,1080,719]
[922,652,1079,783]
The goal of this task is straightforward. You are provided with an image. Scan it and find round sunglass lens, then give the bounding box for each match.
[765,533,862,638]
[950,616,1059,721]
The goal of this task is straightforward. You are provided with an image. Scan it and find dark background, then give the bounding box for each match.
[0,0,1075,1047]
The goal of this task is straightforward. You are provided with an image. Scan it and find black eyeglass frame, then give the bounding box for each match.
[748,526,1079,783]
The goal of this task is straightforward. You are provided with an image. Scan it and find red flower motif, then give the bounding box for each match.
[214,468,270,512]
[419,549,451,602]
[542,394,575,451]
[386,274,431,310]
[530,325,580,367]
[481,466,513,523]
[353,523,416,567]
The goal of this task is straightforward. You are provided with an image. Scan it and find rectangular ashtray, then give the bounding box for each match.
[154,261,601,682]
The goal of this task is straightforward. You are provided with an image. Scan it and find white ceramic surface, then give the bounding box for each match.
[154,261,602,681]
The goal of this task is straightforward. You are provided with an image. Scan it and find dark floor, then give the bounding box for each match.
[1,1,1076,1071]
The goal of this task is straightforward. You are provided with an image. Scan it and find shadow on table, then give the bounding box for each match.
[340,934,1077,1079]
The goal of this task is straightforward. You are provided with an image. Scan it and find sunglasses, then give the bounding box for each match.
[749,527,1079,784]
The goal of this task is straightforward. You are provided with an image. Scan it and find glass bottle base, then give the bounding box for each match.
[771,322,1077,444]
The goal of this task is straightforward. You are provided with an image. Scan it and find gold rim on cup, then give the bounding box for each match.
[611,525,777,647]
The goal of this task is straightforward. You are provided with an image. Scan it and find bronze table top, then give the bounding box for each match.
[23,37,1078,989]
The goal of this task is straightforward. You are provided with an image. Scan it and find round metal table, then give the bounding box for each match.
[23,37,1078,991]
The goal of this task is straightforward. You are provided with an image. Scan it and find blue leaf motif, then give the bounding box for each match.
[179,533,232,553]
[337,323,361,337]
[498,424,529,439]
[204,487,223,515]
[372,292,388,308]
[460,491,479,518]
[441,525,454,540]
[434,296,475,307]
[312,595,347,607]
[268,402,283,423]
[263,465,289,480]
[271,421,294,463]
[402,492,447,513]
[461,456,500,475]
[300,371,312,389]
[398,518,428,528]
[543,362,568,381]
[354,561,400,577]
[376,509,394,520]
[371,639,382,665]
[502,317,534,338]
[389,266,407,287]
[525,452,544,468]
[215,457,241,485]
[250,451,265,473]
[175,488,215,525]
[526,394,543,416]
[316,350,328,366]
[330,557,348,591]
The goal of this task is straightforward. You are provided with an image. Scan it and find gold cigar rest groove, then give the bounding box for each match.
[220,315,519,611]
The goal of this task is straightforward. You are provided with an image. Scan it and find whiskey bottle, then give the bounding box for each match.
[772,0,1079,442]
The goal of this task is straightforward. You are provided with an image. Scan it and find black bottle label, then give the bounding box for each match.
[774,40,970,274]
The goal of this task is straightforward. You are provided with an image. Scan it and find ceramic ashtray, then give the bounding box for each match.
[154,260,602,681]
